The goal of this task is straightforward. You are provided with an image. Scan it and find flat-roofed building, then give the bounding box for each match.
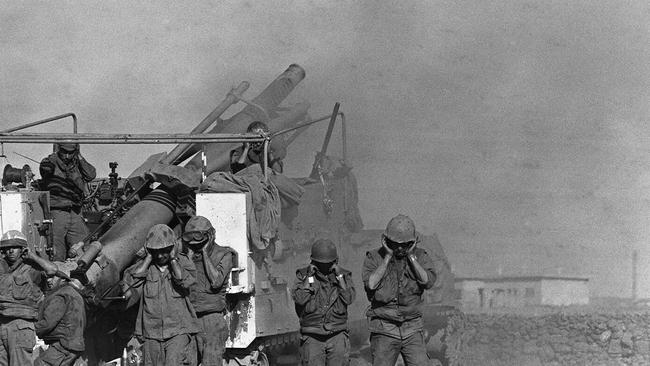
[455,276,589,309]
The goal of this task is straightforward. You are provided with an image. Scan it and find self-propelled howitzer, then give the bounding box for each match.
[0,64,460,366]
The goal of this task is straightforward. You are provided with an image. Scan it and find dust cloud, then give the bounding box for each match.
[1,0,649,298]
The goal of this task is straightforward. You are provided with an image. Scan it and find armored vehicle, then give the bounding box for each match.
[0,64,459,365]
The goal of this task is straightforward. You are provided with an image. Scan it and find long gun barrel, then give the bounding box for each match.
[82,190,177,305]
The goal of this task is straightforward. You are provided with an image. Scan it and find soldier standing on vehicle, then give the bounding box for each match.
[123,224,199,366]
[362,215,437,366]
[34,278,86,366]
[292,239,355,366]
[0,230,57,366]
[230,121,285,174]
[39,143,96,261]
[183,216,235,366]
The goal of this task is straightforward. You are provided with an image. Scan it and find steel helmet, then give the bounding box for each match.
[185,216,214,232]
[246,121,270,135]
[56,143,79,152]
[0,230,28,249]
[183,216,214,243]
[310,239,337,263]
[145,224,176,250]
[384,214,417,243]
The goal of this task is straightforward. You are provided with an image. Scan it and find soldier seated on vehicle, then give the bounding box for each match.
[183,216,235,366]
[0,230,57,366]
[123,224,199,366]
[292,239,355,366]
[229,121,285,174]
[362,214,437,366]
[34,278,86,366]
[39,143,96,261]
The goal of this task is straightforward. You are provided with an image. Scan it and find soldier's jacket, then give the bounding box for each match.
[39,153,96,208]
[230,145,284,174]
[0,260,45,320]
[189,244,235,314]
[362,246,436,324]
[35,283,86,352]
[292,266,355,336]
[128,254,200,340]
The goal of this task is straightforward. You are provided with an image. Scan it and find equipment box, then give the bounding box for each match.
[0,191,49,252]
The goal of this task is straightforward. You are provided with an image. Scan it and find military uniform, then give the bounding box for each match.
[292,265,355,366]
[229,144,284,174]
[34,283,86,366]
[188,244,234,366]
[0,260,45,366]
[128,253,199,366]
[362,246,437,366]
[39,148,96,261]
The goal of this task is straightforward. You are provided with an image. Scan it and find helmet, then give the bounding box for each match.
[246,121,270,135]
[182,216,214,243]
[185,216,214,232]
[0,230,28,248]
[56,143,79,152]
[310,239,337,263]
[145,224,176,250]
[384,214,417,243]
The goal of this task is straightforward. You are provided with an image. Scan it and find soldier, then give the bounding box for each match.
[183,216,235,366]
[39,143,96,261]
[230,121,285,174]
[34,278,86,366]
[362,215,437,366]
[292,239,355,366]
[0,230,57,366]
[124,224,198,366]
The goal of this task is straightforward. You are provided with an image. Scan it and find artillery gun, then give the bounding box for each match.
[0,64,459,366]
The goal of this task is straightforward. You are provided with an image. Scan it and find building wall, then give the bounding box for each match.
[456,280,543,309]
[482,280,541,308]
[456,278,589,309]
[456,280,485,308]
[541,279,589,306]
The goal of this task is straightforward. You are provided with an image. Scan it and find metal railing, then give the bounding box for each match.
[0,132,270,181]
[0,132,268,144]
[0,113,78,134]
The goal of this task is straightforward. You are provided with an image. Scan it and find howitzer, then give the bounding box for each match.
[73,65,309,305]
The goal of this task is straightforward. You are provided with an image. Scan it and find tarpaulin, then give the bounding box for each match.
[200,165,280,250]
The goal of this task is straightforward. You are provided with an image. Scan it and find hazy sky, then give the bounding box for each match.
[1,1,649,297]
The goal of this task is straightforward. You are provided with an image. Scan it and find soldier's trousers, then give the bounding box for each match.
[143,333,196,366]
[370,331,429,366]
[300,331,350,366]
[34,342,80,366]
[51,210,88,261]
[196,311,228,366]
[0,318,35,366]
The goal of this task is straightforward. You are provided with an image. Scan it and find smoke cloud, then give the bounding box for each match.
[1,0,649,297]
